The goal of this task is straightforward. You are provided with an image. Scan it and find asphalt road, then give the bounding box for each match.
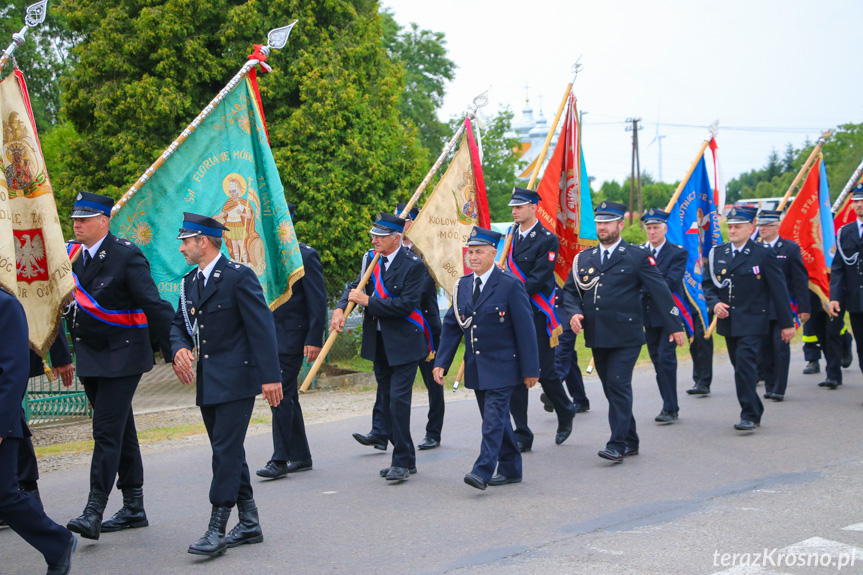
[4,349,863,575]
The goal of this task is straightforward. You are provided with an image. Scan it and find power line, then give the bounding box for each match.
[584,120,824,134]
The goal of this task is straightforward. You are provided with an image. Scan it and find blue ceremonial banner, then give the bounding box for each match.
[666,156,722,330]
[818,159,835,268]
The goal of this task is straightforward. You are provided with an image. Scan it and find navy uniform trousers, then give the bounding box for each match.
[80,374,144,494]
[371,346,443,444]
[373,332,420,469]
[726,335,764,422]
[511,312,575,448]
[592,346,642,452]
[762,320,792,396]
[270,354,311,462]
[199,397,255,507]
[645,327,679,413]
[0,439,71,564]
[474,388,521,481]
[689,312,714,390]
[554,327,589,409]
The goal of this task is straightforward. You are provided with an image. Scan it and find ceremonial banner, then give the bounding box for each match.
[535,94,597,286]
[0,69,74,355]
[832,172,863,233]
[706,136,726,212]
[111,74,303,309]
[666,156,722,329]
[406,117,489,295]
[780,159,833,304]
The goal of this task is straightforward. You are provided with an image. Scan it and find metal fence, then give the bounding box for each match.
[24,327,91,426]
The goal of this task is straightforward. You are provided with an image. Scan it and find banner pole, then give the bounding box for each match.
[300,113,478,393]
[0,0,47,75]
[664,138,712,213]
[831,155,863,213]
[111,22,298,217]
[776,130,832,212]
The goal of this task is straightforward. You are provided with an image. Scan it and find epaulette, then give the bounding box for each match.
[409,253,420,261]
[113,237,134,248]
[544,229,551,236]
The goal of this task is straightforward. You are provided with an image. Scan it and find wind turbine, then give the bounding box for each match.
[648,117,667,182]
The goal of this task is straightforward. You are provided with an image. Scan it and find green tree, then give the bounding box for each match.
[56,0,428,287]
[381,9,456,164]
[0,0,75,127]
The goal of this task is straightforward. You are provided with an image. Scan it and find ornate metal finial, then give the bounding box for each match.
[24,0,48,27]
[819,129,833,144]
[708,120,719,138]
[467,87,489,119]
[571,56,583,82]
[267,21,298,51]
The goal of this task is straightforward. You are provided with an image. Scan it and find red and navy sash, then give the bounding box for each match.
[790,298,800,328]
[67,242,148,328]
[671,290,694,337]
[368,251,435,359]
[506,231,562,346]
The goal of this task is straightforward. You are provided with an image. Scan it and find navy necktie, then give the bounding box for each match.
[82,250,90,268]
[473,277,482,304]
[602,250,610,265]
[197,271,204,299]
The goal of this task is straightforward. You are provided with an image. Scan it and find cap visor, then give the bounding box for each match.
[370,226,397,236]
[508,199,530,206]
[594,215,623,222]
[177,230,201,239]
[71,210,105,218]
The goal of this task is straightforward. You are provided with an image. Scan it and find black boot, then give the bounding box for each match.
[101,488,148,532]
[67,491,109,540]
[188,506,231,557]
[225,499,263,548]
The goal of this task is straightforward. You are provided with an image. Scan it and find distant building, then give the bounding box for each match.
[512,95,558,184]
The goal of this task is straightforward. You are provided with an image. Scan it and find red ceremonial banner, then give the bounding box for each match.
[779,161,830,302]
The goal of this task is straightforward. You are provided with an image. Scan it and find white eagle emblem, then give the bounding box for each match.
[15,232,46,280]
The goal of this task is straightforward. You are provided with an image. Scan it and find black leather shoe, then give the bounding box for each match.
[654,410,678,424]
[763,392,774,400]
[352,432,387,451]
[517,442,532,453]
[771,394,784,402]
[842,348,853,369]
[188,506,231,557]
[488,474,521,486]
[379,466,417,477]
[417,437,440,450]
[67,490,108,540]
[385,466,412,481]
[225,499,263,548]
[818,379,839,389]
[624,446,639,457]
[539,392,554,413]
[463,473,487,490]
[733,420,758,431]
[686,385,710,395]
[285,459,313,473]
[101,487,148,533]
[256,460,289,479]
[803,360,820,374]
[555,411,575,445]
[574,403,590,413]
[46,534,76,575]
[597,449,624,462]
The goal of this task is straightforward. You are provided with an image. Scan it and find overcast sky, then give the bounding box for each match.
[382,0,862,189]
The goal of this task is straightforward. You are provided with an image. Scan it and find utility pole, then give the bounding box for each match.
[626,117,643,224]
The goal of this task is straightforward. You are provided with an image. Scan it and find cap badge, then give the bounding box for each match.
[600,201,607,209]
[76,193,82,201]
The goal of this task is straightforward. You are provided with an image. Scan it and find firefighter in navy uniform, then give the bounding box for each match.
[256,204,326,479]
[704,206,795,431]
[504,187,576,452]
[0,287,76,575]
[641,208,687,423]
[351,203,444,452]
[64,192,174,541]
[562,201,686,463]
[828,184,863,388]
[331,213,433,482]
[433,226,539,490]
[755,209,810,401]
[171,213,283,557]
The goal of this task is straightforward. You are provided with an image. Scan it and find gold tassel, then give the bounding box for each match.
[549,325,563,348]
[425,351,436,362]
[43,359,56,382]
